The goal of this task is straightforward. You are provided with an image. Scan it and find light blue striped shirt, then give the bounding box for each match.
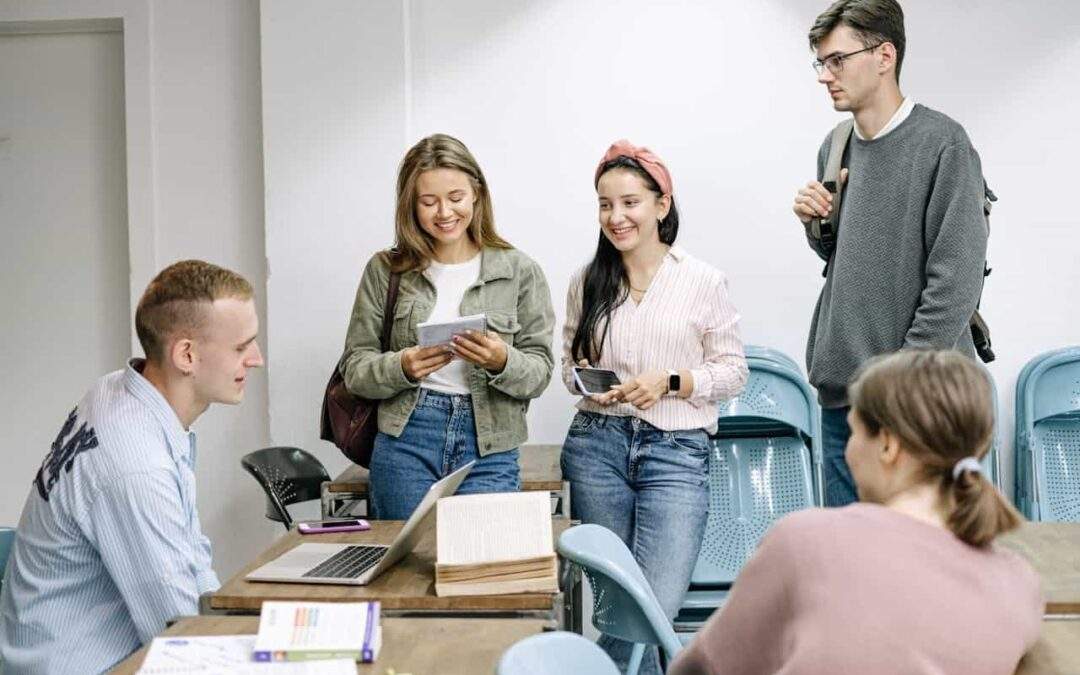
[0,360,219,674]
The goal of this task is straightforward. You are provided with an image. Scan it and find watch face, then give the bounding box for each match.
[669,374,680,391]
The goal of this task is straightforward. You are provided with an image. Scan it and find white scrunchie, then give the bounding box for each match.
[952,456,983,481]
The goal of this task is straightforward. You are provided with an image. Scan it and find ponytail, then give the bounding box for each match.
[943,465,1022,547]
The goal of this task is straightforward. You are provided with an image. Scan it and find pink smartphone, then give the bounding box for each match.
[297,519,371,534]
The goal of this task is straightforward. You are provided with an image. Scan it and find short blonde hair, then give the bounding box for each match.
[135,260,253,362]
[390,134,511,272]
[849,350,1021,547]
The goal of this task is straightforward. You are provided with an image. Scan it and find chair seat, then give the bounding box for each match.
[691,436,814,586]
[1031,417,1080,521]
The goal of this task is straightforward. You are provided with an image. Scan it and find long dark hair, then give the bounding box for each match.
[571,156,680,364]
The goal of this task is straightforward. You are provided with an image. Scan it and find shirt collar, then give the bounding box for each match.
[854,97,915,140]
[667,245,688,262]
[123,358,196,463]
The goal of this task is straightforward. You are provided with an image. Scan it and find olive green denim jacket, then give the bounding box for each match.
[340,247,555,456]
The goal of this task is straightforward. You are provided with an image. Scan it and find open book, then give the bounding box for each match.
[435,491,559,597]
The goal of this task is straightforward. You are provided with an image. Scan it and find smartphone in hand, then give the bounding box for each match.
[572,366,622,396]
[297,519,371,534]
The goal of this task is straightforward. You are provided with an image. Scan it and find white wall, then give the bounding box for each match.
[1,0,278,580]
[262,0,1080,497]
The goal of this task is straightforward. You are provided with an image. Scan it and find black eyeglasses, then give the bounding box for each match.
[812,43,882,75]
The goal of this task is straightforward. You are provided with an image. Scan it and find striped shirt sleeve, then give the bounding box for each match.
[688,272,749,407]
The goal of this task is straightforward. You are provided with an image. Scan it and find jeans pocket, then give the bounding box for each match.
[668,430,710,456]
[568,411,602,435]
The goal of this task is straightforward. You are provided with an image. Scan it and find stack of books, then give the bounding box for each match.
[253,601,382,663]
[434,490,559,597]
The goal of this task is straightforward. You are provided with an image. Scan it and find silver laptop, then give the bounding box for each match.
[246,461,475,586]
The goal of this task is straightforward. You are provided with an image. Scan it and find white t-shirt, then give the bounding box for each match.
[420,254,482,395]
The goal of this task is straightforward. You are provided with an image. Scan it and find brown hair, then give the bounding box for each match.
[135,260,254,363]
[808,0,907,81]
[389,133,511,273]
[848,350,1021,547]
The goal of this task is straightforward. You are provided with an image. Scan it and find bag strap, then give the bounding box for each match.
[379,271,402,352]
[807,118,855,245]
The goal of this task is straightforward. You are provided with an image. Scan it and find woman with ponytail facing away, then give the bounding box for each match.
[670,350,1042,675]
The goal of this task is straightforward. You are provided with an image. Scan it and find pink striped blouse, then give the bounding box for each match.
[561,246,748,433]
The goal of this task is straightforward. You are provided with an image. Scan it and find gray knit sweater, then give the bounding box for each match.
[805,104,987,408]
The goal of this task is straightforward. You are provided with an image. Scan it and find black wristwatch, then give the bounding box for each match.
[667,369,681,395]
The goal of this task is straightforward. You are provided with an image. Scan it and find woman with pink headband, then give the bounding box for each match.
[561,139,749,674]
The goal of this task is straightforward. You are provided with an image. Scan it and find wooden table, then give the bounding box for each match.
[111,615,550,675]
[322,443,570,519]
[999,522,1080,615]
[1015,620,1080,674]
[209,519,582,632]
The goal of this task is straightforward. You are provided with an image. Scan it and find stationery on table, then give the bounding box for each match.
[254,601,382,663]
[135,635,354,674]
[417,313,487,348]
[435,490,559,597]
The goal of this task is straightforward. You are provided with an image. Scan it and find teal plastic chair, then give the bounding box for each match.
[556,524,681,675]
[0,527,14,595]
[1014,347,1080,520]
[676,347,820,633]
[497,631,620,675]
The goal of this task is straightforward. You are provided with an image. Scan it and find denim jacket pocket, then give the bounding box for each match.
[486,311,521,342]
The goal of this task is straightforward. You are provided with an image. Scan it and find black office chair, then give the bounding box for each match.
[240,447,330,530]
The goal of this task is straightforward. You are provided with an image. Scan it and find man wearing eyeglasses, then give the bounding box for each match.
[792,0,988,507]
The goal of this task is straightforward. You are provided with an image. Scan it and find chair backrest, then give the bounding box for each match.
[240,447,330,529]
[0,527,14,598]
[497,631,620,675]
[1028,351,1080,424]
[744,345,802,374]
[719,358,816,439]
[556,525,682,662]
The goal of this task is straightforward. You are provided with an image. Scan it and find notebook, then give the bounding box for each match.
[434,491,559,597]
[253,601,381,663]
[136,635,354,674]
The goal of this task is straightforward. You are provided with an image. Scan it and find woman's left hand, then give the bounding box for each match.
[452,330,508,373]
[613,370,669,410]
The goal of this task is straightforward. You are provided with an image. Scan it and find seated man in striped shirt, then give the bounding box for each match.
[0,260,264,674]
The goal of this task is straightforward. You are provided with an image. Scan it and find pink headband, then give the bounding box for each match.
[594,139,673,196]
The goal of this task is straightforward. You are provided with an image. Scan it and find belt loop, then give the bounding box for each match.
[416,387,428,407]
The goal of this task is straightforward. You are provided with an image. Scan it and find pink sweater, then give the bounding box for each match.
[669,504,1043,675]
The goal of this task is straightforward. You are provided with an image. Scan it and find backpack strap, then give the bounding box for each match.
[380,271,402,352]
[807,119,855,254]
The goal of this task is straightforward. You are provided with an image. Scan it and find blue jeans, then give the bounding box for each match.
[369,388,521,520]
[561,412,710,675]
[822,406,858,506]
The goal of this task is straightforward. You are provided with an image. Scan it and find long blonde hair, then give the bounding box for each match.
[848,350,1022,547]
[389,134,511,272]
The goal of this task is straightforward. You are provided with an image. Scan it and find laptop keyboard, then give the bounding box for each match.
[303,545,388,579]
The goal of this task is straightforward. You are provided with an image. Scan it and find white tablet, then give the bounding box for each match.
[416,313,488,347]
